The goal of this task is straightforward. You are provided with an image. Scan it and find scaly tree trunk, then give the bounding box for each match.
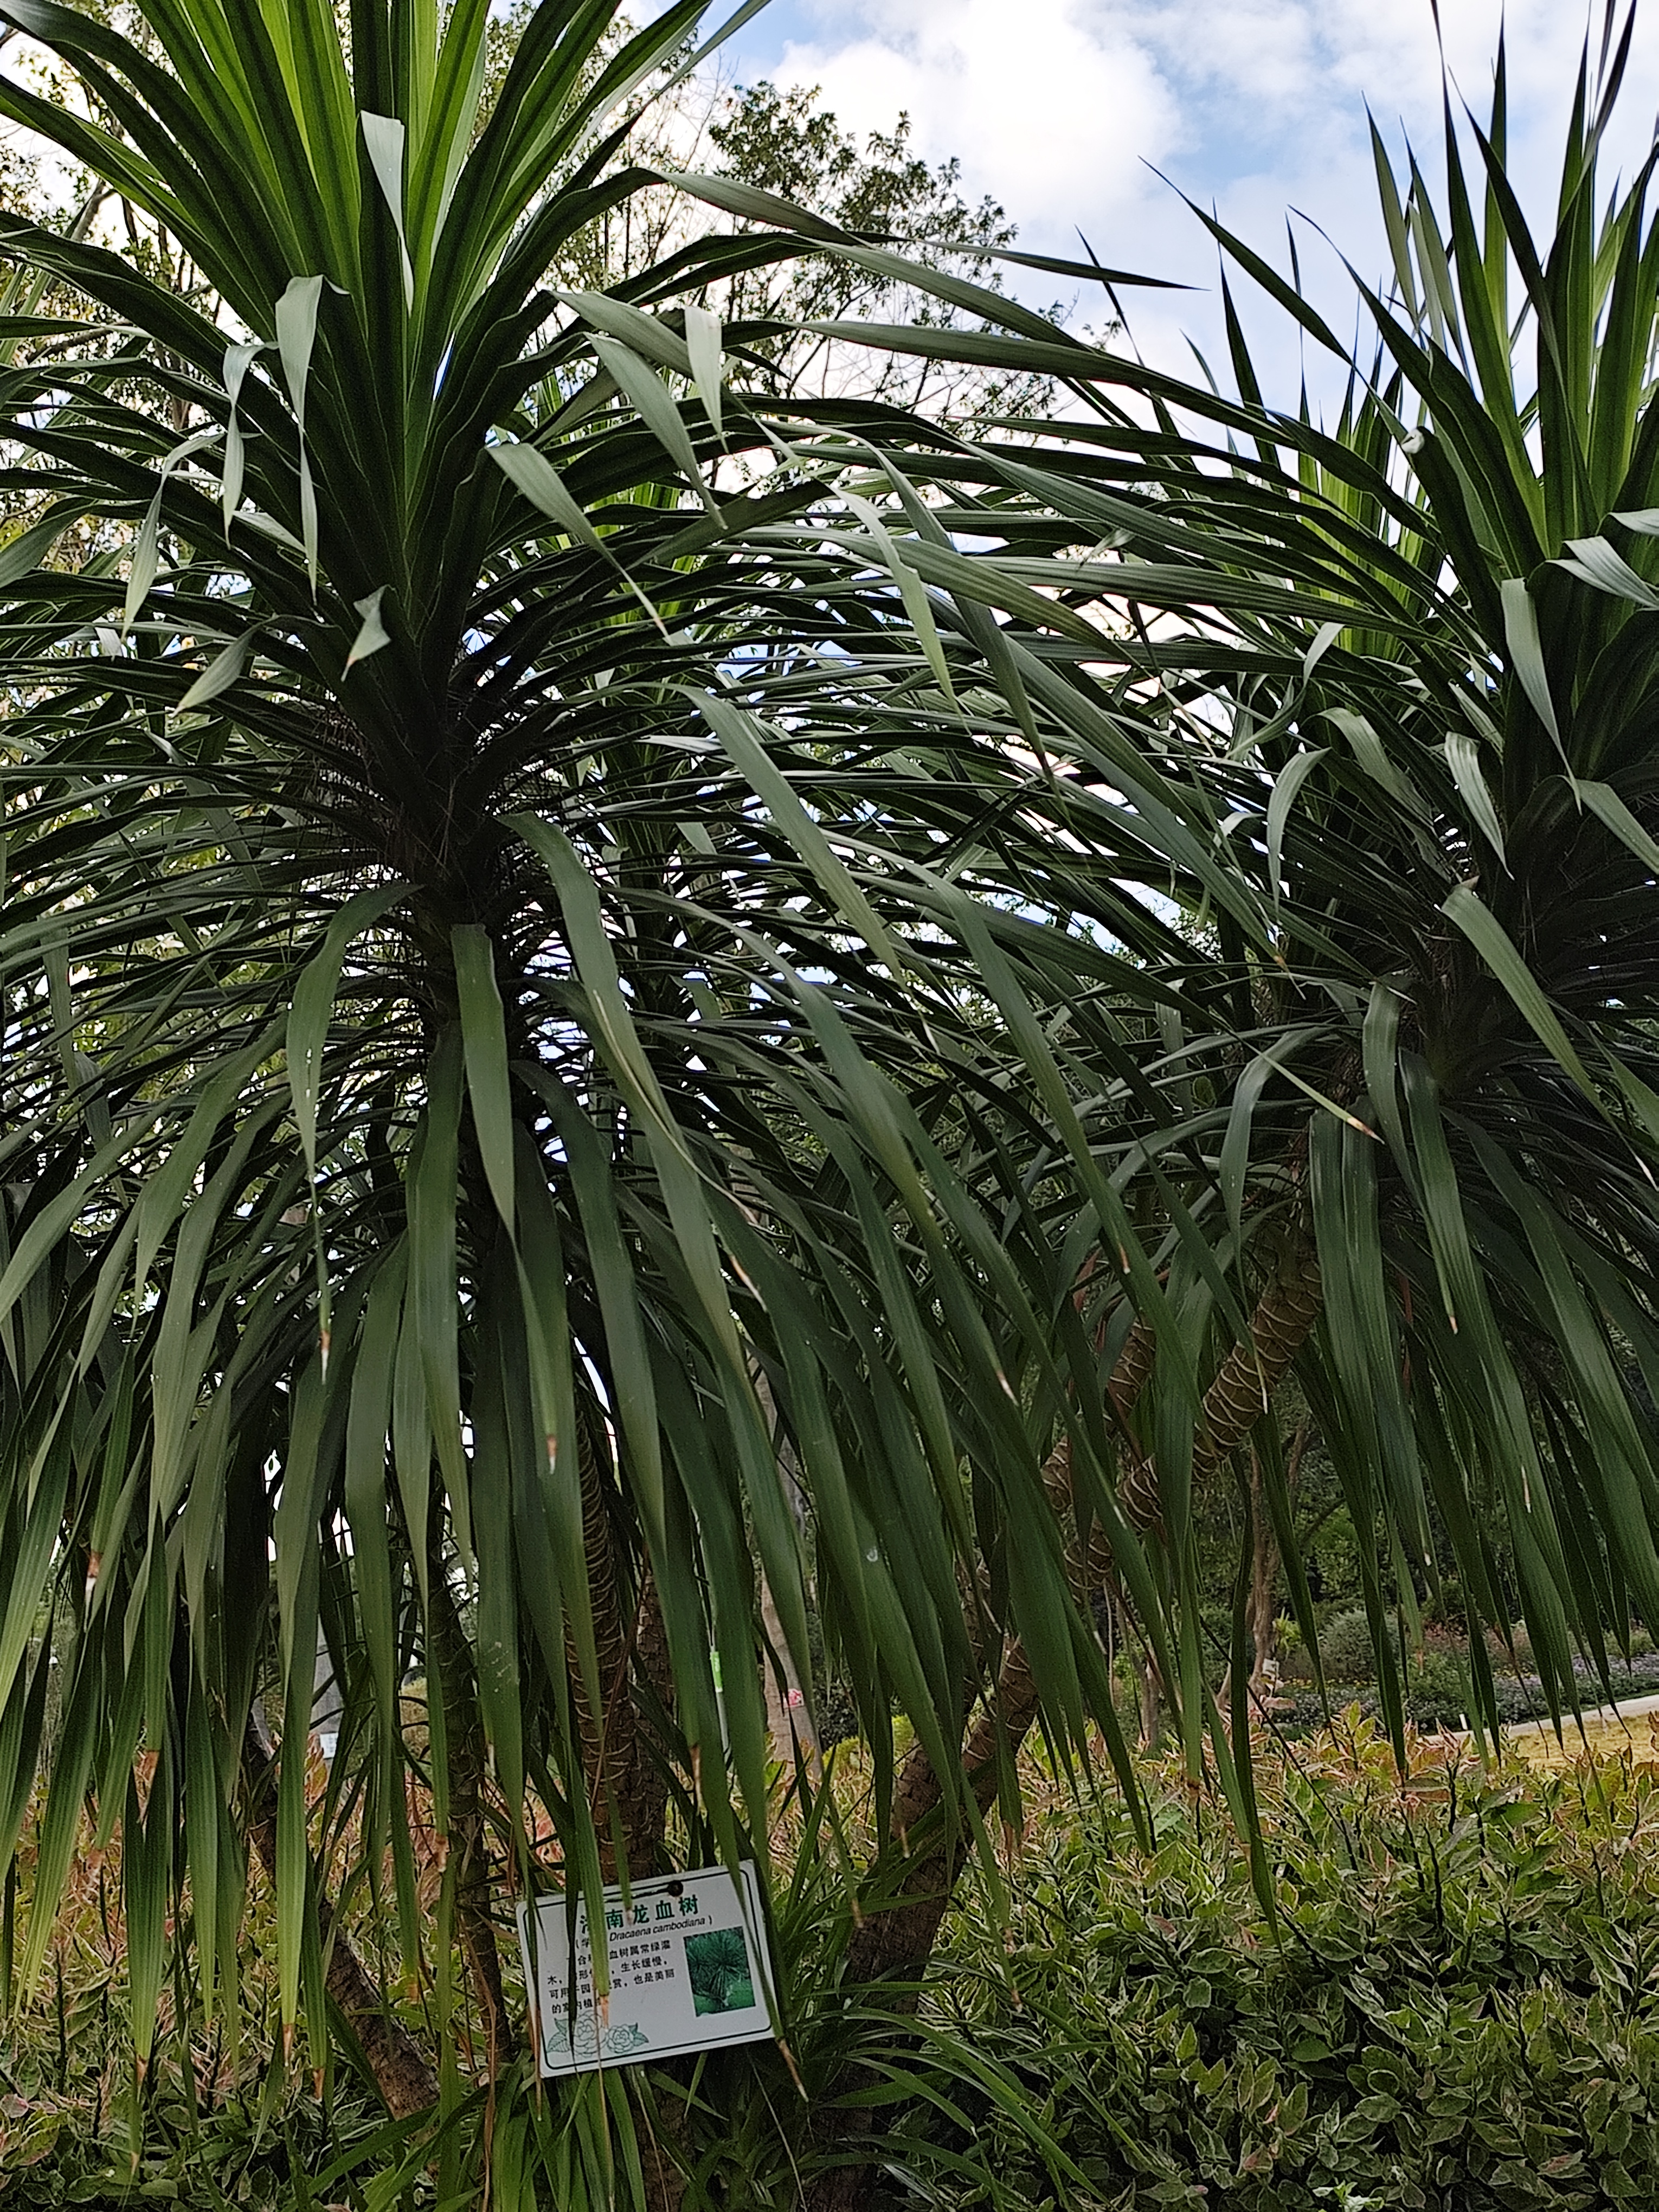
[1137,1650,1164,1751]
[898,1237,1319,1913]
[242,1714,439,2118]
[806,1319,1160,2212]
[1188,1242,1322,1503]
[760,1571,816,1776]
[565,1423,678,1880]
[868,1309,1159,1921]
[561,1427,687,2212]
[807,1240,1324,2212]
[425,1544,518,2071]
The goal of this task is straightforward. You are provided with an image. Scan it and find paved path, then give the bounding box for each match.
[1499,1689,1659,1740]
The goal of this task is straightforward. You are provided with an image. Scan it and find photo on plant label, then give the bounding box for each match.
[683,1926,755,2016]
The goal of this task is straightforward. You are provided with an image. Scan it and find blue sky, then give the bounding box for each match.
[711,1,1659,403]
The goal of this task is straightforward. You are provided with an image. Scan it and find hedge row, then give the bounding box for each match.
[891,1727,1659,2209]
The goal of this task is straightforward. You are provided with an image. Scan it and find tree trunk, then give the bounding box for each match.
[760,1571,817,1777]
[1246,1448,1278,1692]
[865,1311,1159,1923]
[807,1245,1325,2212]
[424,1548,518,2071]
[242,1713,439,2119]
[1189,1239,1322,1498]
[559,1430,687,2212]
[632,1592,691,2212]
[566,1424,677,1880]
[859,1243,1321,1917]
[806,1320,1160,2212]
[1138,1650,1163,1750]
[628,1566,679,1861]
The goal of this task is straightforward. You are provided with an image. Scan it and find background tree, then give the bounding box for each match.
[697,81,1060,414]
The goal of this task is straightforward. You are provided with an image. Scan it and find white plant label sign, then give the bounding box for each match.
[517,1861,776,2076]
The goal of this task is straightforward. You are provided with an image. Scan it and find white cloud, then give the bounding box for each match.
[749,0,1659,400]
[776,0,1182,243]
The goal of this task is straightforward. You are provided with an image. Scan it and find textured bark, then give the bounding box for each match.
[876,1314,1157,1886]
[627,1575,689,2212]
[808,1344,1149,2212]
[425,1554,518,2070]
[834,1315,1160,2019]
[242,1714,439,2118]
[1194,1239,1322,1491]
[557,1448,690,2207]
[640,2121,687,2212]
[629,1567,678,1851]
[1109,1310,1161,1414]
[760,1568,816,1776]
[859,1248,1322,1944]
[850,1505,1062,2004]
[1117,1444,1166,1544]
[1137,1650,1163,1750]
[1107,1311,1160,1537]
[1118,1238,1322,1537]
[562,1445,686,2212]
[809,1260,1324,2211]
[565,1425,676,1880]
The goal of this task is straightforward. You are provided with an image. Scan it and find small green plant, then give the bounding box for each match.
[684,1927,756,2016]
[878,1732,1659,2209]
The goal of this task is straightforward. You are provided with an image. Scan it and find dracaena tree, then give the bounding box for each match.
[787,14,1659,2095]
[15,0,1659,2200]
[0,0,1217,2201]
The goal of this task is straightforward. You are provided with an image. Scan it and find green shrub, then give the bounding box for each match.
[1311,1614,1471,1705]
[14,1731,1659,2211]
[1315,1605,1386,1683]
[1408,1647,1471,1720]
[887,1730,1659,2209]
